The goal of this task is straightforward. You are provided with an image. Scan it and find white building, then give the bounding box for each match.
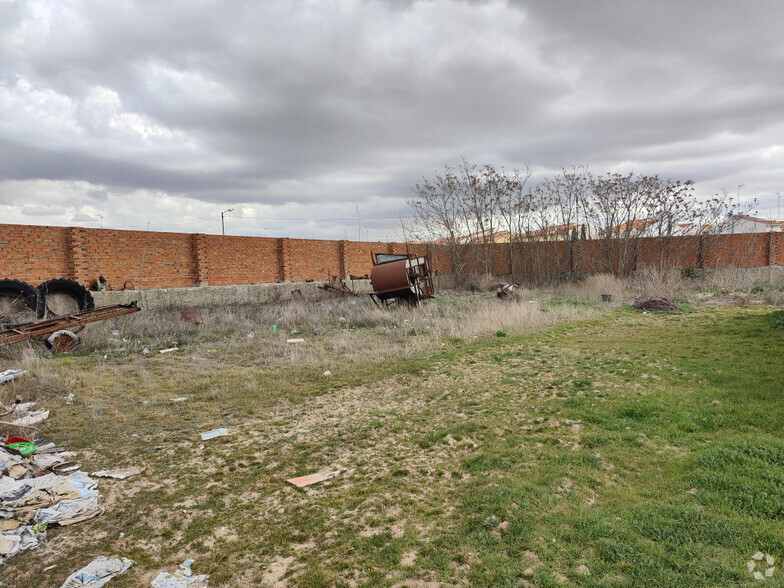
[726,214,783,234]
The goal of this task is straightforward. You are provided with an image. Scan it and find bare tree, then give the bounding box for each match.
[407,164,467,282]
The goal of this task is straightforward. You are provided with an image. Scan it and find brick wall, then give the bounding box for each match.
[1,223,782,289]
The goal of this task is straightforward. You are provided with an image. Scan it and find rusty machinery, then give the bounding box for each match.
[369,253,434,308]
[0,302,141,353]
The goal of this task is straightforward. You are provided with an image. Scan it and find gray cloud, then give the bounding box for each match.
[1,0,783,239]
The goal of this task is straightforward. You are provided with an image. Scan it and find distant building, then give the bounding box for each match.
[725,214,783,234]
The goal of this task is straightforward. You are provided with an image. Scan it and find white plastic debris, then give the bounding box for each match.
[151,558,210,587]
[200,428,229,441]
[286,338,305,343]
[170,397,188,402]
[142,348,151,355]
[0,369,27,384]
[338,317,347,323]
[67,393,75,405]
[10,409,50,427]
[59,556,133,587]
[158,347,179,354]
[91,466,145,480]
[323,370,331,377]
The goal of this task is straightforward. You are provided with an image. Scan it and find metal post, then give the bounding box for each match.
[221,208,234,235]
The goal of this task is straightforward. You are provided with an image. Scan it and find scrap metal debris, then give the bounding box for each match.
[286,467,345,488]
[318,275,359,297]
[151,558,209,588]
[369,253,434,308]
[59,556,133,587]
[0,303,141,352]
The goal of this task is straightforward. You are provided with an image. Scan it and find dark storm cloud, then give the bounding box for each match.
[1,0,783,237]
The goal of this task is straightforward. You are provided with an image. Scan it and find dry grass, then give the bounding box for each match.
[627,268,688,302]
[556,273,630,305]
[67,290,600,366]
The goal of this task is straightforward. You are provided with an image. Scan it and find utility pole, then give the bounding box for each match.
[777,192,781,220]
[356,206,361,241]
[221,208,234,235]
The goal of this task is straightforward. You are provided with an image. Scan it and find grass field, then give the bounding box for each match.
[1,290,783,586]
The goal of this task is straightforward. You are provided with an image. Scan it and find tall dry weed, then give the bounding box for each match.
[558,274,629,304]
[629,268,687,301]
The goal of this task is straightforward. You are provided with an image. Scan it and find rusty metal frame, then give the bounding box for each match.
[369,253,435,308]
[318,275,359,297]
[0,302,141,347]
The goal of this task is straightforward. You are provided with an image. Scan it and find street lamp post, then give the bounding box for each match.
[221,208,234,235]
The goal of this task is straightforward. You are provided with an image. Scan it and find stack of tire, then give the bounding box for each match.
[0,278,94,324]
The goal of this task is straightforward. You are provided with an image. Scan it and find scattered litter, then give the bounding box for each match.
[0,369,27,384]
[59,556,133,587]
[67,393,75,404]
[91,466,145,480]
[170,397,188,402]
[338,317,347,323]
[4,440,37,455]
[180,307,203,325]
[142,348,151,355]
[9,409,50,427]
[151,558,210,587]
[190,357,206,361]
[158,347,179,354]
[0,436,104,564]
[497,284,521,301]
[207,349,217,353]
[286,467,344,488]
[53,463,82,473]
[200,428,229,441]
[286,338,305,344]
[112,331,119,337]
[0,524,46,562]
[323,370,331,377]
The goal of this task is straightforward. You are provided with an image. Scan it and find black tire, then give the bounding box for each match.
[37,278,94,318]
[0,279,40,321]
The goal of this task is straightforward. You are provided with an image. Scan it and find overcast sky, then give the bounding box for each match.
[1,0,783,240]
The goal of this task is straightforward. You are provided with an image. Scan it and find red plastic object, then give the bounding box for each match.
[5,436,30,444]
